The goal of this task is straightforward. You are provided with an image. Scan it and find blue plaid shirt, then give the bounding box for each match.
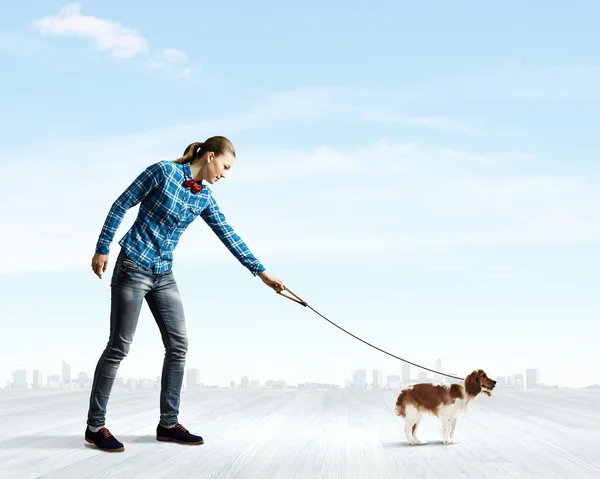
[95,160,266,276]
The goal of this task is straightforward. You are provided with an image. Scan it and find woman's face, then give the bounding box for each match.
[203,152,235,184]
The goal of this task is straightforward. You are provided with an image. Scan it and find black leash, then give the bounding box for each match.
[277,288,465,382]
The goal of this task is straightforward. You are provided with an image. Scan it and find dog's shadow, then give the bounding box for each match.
[0,435,158,450]
[382,440,451,448]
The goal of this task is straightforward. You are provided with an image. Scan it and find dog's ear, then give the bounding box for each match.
[464,370,481,396]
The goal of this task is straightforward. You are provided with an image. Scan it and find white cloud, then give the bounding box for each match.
[2,136,600,275]
[145,48,191,78]
[226,145,362,181]
[363,112,473,132]
[2,86,599,274]
[237,87,478,133]
[146,48,186,65]
[30,4,193,77]
[31,4,147,59]
[225,139,533,185]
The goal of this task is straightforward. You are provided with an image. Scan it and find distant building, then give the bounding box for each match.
[62,361,71,384]
[186,369,201,388]
[352,370,366,390]
[372,370,383,389]
[435,359,443,383]
[13,369,27,389]
[402,362,410,384]
[387,375,400,390]
[139,379,154,390]
[33,370,44,389]
[526,369,540,388]
[514,373,524,388]
[47,375,60,389]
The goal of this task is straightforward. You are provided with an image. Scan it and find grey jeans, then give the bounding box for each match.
[87,250,188,427]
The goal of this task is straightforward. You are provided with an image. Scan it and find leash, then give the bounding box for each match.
[277,288,465,382]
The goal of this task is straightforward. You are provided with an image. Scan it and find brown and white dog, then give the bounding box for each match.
[395,369,496,445]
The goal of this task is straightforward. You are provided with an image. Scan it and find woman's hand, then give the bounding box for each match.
[91,252,109,279]
[258,271,286,292]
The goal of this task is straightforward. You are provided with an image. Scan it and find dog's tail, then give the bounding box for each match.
[395,390,407,417]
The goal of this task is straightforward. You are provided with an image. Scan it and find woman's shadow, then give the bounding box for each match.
[1,434,158,450]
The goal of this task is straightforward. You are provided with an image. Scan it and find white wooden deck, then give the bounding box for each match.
[1,387,599,479]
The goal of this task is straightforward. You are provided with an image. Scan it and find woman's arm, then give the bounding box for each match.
[91,162,164,279]
[200,195,266,276]
[95,162,165,255]
[200,196,286,291]
[200,195,286,291]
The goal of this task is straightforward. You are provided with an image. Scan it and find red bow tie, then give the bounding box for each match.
[183,179,203,194]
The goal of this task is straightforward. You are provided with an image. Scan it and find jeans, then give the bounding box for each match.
[87,250,188,427]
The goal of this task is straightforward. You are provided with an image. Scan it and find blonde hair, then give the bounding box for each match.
[173,136,236,164]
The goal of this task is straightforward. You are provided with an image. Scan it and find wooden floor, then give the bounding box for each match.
[1,386,599,479]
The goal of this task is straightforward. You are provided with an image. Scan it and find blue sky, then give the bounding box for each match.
[1,2,599,388]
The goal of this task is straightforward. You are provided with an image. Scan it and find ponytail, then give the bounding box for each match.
[173,136,235,164]
[173,142,204,164]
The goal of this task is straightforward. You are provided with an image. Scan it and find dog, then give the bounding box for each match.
[394,369,496,445]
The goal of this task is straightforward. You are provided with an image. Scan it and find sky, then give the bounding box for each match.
[1,1,599,389]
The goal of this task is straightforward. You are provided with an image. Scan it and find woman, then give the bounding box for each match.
[85,136,286,452]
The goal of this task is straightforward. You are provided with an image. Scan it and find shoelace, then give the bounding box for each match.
[175,424,188,433]
[99,427,112,438]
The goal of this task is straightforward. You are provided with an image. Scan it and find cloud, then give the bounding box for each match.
[145,48,191,78]
[3,136,600,275]
[2,86,600,274]
[226,139,532,184]
[203,86,470,134]
[0,86,430,165]
[31,4,147,59]
[226,145,362,181]
[363,112,473,132]
[30,4,193,77]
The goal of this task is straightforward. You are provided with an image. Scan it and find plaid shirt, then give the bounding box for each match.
[95,160,266,276]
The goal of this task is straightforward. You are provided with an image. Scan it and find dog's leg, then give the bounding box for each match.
[448,417,459,443]
[412,413,427,445]
[403,406,421,445]
[439,417,446,442]
[440,414,453,444]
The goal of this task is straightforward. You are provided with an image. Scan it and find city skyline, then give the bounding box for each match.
[6,357,590,391]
